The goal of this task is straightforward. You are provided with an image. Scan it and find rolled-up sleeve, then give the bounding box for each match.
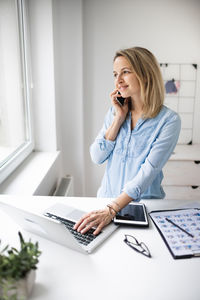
[90,108,116,164]
[123,113,181,200]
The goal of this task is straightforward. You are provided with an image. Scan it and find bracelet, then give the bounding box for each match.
[107,204,118,216]
[112,200,121,211]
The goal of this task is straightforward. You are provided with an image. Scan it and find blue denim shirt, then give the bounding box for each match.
[90,105,181,201]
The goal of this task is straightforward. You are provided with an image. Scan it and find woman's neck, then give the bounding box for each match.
[130,95,143,115]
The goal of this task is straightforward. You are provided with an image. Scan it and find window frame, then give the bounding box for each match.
[0,0,34,184]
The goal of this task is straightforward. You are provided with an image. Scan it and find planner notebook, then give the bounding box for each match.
[149,208,200,259]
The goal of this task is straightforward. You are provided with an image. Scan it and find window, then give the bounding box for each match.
[0,0,33,184]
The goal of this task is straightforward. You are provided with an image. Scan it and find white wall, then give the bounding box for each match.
[52,0,85,196]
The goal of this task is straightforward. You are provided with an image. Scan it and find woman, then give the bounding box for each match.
[74,46,181,235]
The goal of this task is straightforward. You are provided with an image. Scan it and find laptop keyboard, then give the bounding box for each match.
[44,212,98,246]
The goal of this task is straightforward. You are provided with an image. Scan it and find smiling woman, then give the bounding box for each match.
[0,0,33,184]
[74,46,181,236]
[114,47,165,118]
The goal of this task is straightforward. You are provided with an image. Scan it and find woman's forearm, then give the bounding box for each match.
[111,192,134,212]
[105,116,124,141]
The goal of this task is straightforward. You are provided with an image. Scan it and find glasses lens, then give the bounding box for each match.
[140,242,151,257]
[125,235,139,246]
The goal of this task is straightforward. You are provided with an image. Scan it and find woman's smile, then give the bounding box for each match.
[118,85,129,93]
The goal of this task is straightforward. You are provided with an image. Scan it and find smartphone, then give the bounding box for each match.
[117,92,125,106]
[113,202,149,227]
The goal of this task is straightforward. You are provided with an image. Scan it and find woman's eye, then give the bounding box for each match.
[113,73,117,78]
[123,70,129,74]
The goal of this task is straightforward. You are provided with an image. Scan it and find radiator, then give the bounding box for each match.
[53,175,74,196]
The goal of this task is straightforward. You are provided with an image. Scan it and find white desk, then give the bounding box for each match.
[0,195,200,300]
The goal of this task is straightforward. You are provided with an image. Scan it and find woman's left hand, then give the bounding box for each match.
[73,207,113,235]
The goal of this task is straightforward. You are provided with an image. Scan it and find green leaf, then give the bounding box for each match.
[18,231,24,245]
[0,244,9,254]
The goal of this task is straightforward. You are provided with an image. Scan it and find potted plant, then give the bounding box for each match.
[0,232,41,300]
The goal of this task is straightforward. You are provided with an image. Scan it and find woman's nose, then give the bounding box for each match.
[116,73,123,83]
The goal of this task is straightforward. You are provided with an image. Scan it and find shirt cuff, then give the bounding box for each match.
[90,137,116,164]
[122,184,141,201]
[98,138,116,151]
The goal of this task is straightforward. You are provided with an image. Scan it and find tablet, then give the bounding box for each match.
[113,202,149,227]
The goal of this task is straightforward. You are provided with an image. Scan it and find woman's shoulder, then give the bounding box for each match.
[158,105,181,122]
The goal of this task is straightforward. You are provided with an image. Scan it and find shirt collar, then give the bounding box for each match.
[127,111,146,131]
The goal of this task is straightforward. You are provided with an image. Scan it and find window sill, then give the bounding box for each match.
[0,151,61,196]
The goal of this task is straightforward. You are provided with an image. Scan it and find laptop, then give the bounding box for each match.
[0,201,118,254]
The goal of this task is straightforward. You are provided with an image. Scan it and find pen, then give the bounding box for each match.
[165,218,194,238]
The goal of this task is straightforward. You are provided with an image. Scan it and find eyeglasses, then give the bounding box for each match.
[124,234,151,258]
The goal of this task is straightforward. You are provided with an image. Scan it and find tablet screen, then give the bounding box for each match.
[114,203,148,226]
[116,204,145,221]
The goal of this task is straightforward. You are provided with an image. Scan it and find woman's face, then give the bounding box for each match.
[113,56,141,99]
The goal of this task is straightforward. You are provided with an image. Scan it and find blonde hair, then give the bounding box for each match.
[114,47,165,118]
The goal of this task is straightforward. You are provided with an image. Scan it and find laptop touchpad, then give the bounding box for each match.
[66,209,84,221]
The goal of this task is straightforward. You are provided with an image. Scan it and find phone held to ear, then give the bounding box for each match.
[117,92,125,106]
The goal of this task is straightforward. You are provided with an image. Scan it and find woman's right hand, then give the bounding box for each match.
[105,89,129,141]
[73,207,114,236]
[110,89,129,123]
